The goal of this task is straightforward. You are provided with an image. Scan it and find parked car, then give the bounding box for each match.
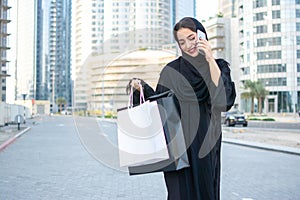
[224,110,248,127]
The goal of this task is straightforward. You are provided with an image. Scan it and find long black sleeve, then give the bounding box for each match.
[215,59,236,111]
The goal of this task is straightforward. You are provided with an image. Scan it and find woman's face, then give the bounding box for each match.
[177,28,199,57]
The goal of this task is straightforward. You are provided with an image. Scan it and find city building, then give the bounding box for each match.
[47,0,72,112]
[79,50,176,115]
[171,0,196,29]
[217,0,300,113]
[14,0,37,103]
[0,0,11,102]
[73,0,195,112]
[11,0,72,113]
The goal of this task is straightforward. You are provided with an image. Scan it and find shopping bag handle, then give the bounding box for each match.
[147,90,174,102]
[128,81,145,108]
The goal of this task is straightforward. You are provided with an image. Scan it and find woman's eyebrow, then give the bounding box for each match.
[187,34,194,38]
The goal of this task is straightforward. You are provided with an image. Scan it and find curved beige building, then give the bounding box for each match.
[74,49,176,114]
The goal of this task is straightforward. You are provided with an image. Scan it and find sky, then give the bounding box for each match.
[196,0,219,21]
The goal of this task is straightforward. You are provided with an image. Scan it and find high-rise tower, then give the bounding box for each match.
[0,0,11,102]
[48,0,72,112]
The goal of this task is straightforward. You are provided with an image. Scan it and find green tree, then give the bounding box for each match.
[254,82,269,114]
[56,97,66,113]
[241,80,268,114]
[241,80,256,114]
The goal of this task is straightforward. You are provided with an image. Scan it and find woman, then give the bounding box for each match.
[129,17,236,200]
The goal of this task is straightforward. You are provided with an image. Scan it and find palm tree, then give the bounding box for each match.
[56,97,66,113]
[241,80,256,114]
[241,80,268,114]
[255,82,269,114]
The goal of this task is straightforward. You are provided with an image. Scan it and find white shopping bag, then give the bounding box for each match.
[117,84,169,167]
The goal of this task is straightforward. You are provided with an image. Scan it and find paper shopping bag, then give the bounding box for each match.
[129,90,190,175]
[117,100,169,167]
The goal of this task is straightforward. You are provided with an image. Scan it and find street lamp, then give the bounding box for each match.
[22,93,27,120]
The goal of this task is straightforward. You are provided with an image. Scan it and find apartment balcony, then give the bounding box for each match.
[1,0,11,10]
[0,18,11,23]
[0,45,10,50]
[0,32,10,37]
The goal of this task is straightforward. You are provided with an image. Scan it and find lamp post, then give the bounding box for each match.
[22,94,27,121]
[102,72,105,118]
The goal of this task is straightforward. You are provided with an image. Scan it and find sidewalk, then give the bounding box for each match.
[0,120,33,152]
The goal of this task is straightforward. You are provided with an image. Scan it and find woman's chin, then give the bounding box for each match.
[186,51,199,57]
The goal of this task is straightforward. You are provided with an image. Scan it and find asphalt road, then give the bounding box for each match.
[0,116,299,200]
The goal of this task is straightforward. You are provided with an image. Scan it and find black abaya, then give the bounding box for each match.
[137,55,235,200]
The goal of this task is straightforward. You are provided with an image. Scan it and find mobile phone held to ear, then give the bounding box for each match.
[197,30,206,40]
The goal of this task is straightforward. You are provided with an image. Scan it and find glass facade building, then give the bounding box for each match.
[48,0,72,112]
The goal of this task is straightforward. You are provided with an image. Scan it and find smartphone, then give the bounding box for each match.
[197,30,206,40]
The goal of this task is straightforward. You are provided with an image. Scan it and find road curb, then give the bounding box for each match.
[0,127,31,152]
[222,138,300,156]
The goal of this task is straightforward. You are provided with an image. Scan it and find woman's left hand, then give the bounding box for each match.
[196,38,221,86]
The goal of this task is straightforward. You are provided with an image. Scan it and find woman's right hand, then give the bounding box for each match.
[130,79,141,91]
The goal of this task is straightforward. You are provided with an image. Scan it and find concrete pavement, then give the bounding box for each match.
[0,114,299,154]
[1,115,299,200]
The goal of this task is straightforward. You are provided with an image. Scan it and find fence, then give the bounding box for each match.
[0,102,30,126]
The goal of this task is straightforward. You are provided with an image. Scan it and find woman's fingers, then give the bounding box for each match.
[197,39,214,60]
[130,79,141,90]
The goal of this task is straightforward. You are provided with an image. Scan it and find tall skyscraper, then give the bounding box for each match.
[15,0,37,102]
[13,0,71,112]
[0,0,11,102]
[171,0,196,27]
[218,0,300,113]
[48,0,72,112]
[35,0,46,101]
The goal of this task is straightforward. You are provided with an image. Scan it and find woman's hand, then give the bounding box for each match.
[130,79,142,91]
[196,38,221,86]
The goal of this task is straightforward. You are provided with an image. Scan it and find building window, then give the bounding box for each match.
[297,0,300,5]
[297,36,300,45]
[259,78,287,86]
[255,25,268,34]
[272,0,280,5]
[254,12,267,21]
[257,37,281,47]
[298,77,300,86]
[297,9,300,18]
[272,24,281,32]
[257,51,281,60]
[298,63,300,72]
[297,23,300,31]
[297,50,300,58]
[257,64,286,73]
[272,10,281,19]
[242,67,250,75]
[253,0,267,8]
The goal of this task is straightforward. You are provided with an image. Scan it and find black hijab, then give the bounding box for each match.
[160,17,211,104]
